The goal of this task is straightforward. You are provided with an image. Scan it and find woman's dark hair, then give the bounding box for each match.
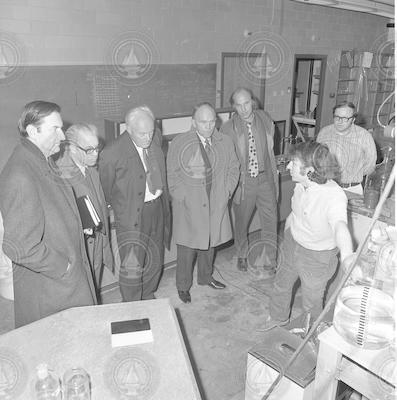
[289,140,341,184]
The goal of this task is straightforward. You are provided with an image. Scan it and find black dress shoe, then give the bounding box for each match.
[207,278,226,289]
[237,258,248,272]
[178,290,191,303]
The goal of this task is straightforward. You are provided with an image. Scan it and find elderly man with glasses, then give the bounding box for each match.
[316,101,377,195]
[54,123,113,300]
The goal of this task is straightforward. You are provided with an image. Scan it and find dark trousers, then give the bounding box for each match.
[270,228,338,321]
[119,197,164,301]
[86,235,103,299]
[176,245,214,291]
[234,173,278,267]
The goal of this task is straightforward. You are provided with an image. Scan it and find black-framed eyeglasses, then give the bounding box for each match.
[333,115,354,123]
[68,141,101,155]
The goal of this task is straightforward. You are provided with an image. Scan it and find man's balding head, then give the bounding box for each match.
[192,102,216,139]
[231,88,255,122]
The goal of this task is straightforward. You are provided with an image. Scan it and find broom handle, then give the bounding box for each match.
[261,165,396,400]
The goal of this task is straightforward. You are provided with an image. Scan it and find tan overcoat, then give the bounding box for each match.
[167,129,239,250]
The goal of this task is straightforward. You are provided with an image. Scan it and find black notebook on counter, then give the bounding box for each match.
[111,318,153,347]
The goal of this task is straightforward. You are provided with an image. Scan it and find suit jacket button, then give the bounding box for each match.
[203,204,207,207]
[139,175,144,179]
[134,223,138,228]
[138,192,143,196]
[137,208,140,212]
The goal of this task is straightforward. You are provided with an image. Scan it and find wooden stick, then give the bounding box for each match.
[260,165,396,400]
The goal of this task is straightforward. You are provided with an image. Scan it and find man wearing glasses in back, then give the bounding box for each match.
[54,123,113,300]
[316,101,377,195]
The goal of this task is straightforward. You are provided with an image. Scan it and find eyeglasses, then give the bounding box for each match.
[68,141,101,155]
[333,115,354,123]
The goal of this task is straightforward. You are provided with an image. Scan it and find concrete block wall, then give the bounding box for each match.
[0,0,389,126]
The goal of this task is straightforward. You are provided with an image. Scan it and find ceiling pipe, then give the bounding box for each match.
[291,0,394,19]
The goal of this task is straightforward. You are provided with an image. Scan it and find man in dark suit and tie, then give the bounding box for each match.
[99,106,171,301]
[0,101,97,327]
[54,123,114,299]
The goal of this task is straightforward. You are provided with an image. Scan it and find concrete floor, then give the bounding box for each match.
[0,230,310,400]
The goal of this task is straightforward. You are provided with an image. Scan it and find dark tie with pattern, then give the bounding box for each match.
[204,138,211,155]
[247,122,258,177]
[142,149,161,195]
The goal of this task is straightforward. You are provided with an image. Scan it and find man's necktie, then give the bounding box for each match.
[142,149,157,194]
[247,122,258,177]
[204,138,215,164]
[204,138,211,154]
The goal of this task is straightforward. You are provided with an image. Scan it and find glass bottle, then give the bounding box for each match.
[35,364,62,400]
[364,145,393,209]
[63,367,91,400]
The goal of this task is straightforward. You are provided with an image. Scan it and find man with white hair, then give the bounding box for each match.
[99,106,170,301]
[54,123,113,299]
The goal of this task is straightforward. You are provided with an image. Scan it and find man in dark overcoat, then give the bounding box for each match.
[55,123,113,300]
[99,106,171,301]
[0,101,97,327]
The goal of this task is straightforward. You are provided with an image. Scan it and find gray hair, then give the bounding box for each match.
[125,105,155,126]
[65,123,97,144]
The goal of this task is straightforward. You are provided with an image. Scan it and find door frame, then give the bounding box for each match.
[289,54,327,137]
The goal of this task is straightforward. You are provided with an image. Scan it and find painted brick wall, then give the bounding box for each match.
[0,0,389,128]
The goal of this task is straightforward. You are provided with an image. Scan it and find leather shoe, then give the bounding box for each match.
[207,278,226,289]
[178,290,191,303]
[237,258,248,272]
